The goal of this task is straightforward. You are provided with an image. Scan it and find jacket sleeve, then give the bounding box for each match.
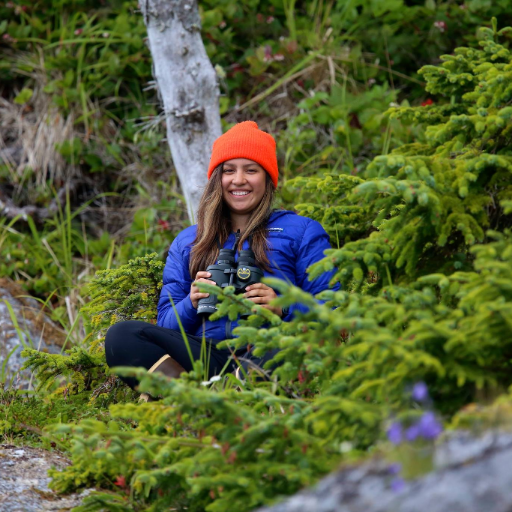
[283,219,339,320]
[157,236,200,332]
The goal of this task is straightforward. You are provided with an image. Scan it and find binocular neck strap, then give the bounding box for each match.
[231,229,241,250]
[235,232,254,250]
[215,231,253,251]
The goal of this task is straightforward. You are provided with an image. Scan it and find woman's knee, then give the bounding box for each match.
[106,319,146,339]
[104,320,147,365]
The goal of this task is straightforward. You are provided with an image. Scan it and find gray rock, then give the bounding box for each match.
[0,278,66,389]
[257,431,512,512]
[0,444,93,511]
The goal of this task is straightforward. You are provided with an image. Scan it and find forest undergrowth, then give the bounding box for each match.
[2,2,512,511]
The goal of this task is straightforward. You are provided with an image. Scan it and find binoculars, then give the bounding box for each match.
[197,246,264,317]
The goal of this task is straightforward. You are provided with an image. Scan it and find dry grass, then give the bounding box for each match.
[0,86,187,233]
[0,89,81,189]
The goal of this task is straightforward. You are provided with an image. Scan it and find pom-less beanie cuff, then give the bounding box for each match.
[207,121,279,187]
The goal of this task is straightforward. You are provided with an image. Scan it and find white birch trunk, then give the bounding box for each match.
[140,0,222,222]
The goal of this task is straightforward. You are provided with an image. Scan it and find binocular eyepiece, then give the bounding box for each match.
[196,246,264,318]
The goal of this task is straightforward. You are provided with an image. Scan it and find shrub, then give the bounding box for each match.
[21,253,164,393]
[293,19,512,287]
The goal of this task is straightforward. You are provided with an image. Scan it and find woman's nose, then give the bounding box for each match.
[232,169,246,184]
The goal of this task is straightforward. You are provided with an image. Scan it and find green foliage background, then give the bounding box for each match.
[2,1,512,512]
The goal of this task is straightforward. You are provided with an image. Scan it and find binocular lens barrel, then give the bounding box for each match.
[238,249,256,266]
[217,249,236,264]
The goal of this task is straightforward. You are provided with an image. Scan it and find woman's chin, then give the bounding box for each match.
[227,203,255,215]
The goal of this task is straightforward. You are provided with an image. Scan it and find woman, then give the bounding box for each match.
[105,121,336,392]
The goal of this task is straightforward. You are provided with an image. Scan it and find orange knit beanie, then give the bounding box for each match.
[207,121,278,188]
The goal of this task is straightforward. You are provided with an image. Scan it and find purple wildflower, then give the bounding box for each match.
[417,411,443,440]
[390,477,406,493]
[412,381,429,402]
[405,423,420,442]
[404,412,443,442]
[387,463,402,475]
[387,422,403,445]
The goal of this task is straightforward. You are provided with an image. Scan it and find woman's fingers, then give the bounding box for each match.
[194,271,216,286]
[245,283,269,291]
[192,290,211,297]
[191,281,216,299]
[192,278,217,294]
[244,283,276,303]
[244,292,272,304]
[243,283,282,316]
[191,290,212,308]
[245,295,268,304]
[190,273,217,308]
[244,289,265,298]
[193,278,217,286]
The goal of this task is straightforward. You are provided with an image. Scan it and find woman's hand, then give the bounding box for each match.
[243,283,282,317]
[190,271,217,309]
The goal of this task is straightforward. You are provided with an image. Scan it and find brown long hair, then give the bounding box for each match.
[189,164,275,278]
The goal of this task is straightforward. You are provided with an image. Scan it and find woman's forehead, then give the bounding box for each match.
[223,158,263,168]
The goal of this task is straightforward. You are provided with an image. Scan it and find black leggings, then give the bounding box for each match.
[104,320,278,390]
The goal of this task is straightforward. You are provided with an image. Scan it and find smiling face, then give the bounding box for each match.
[221,158,267,218]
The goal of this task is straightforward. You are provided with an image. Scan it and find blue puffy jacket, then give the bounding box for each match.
[157,209,337,342]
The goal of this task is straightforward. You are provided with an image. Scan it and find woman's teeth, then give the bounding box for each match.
[231,191,249,196]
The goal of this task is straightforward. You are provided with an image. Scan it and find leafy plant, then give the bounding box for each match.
[0,385,132,448]
[21,253,164,392]
[293,19,512,288]
[277,82,420,182]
